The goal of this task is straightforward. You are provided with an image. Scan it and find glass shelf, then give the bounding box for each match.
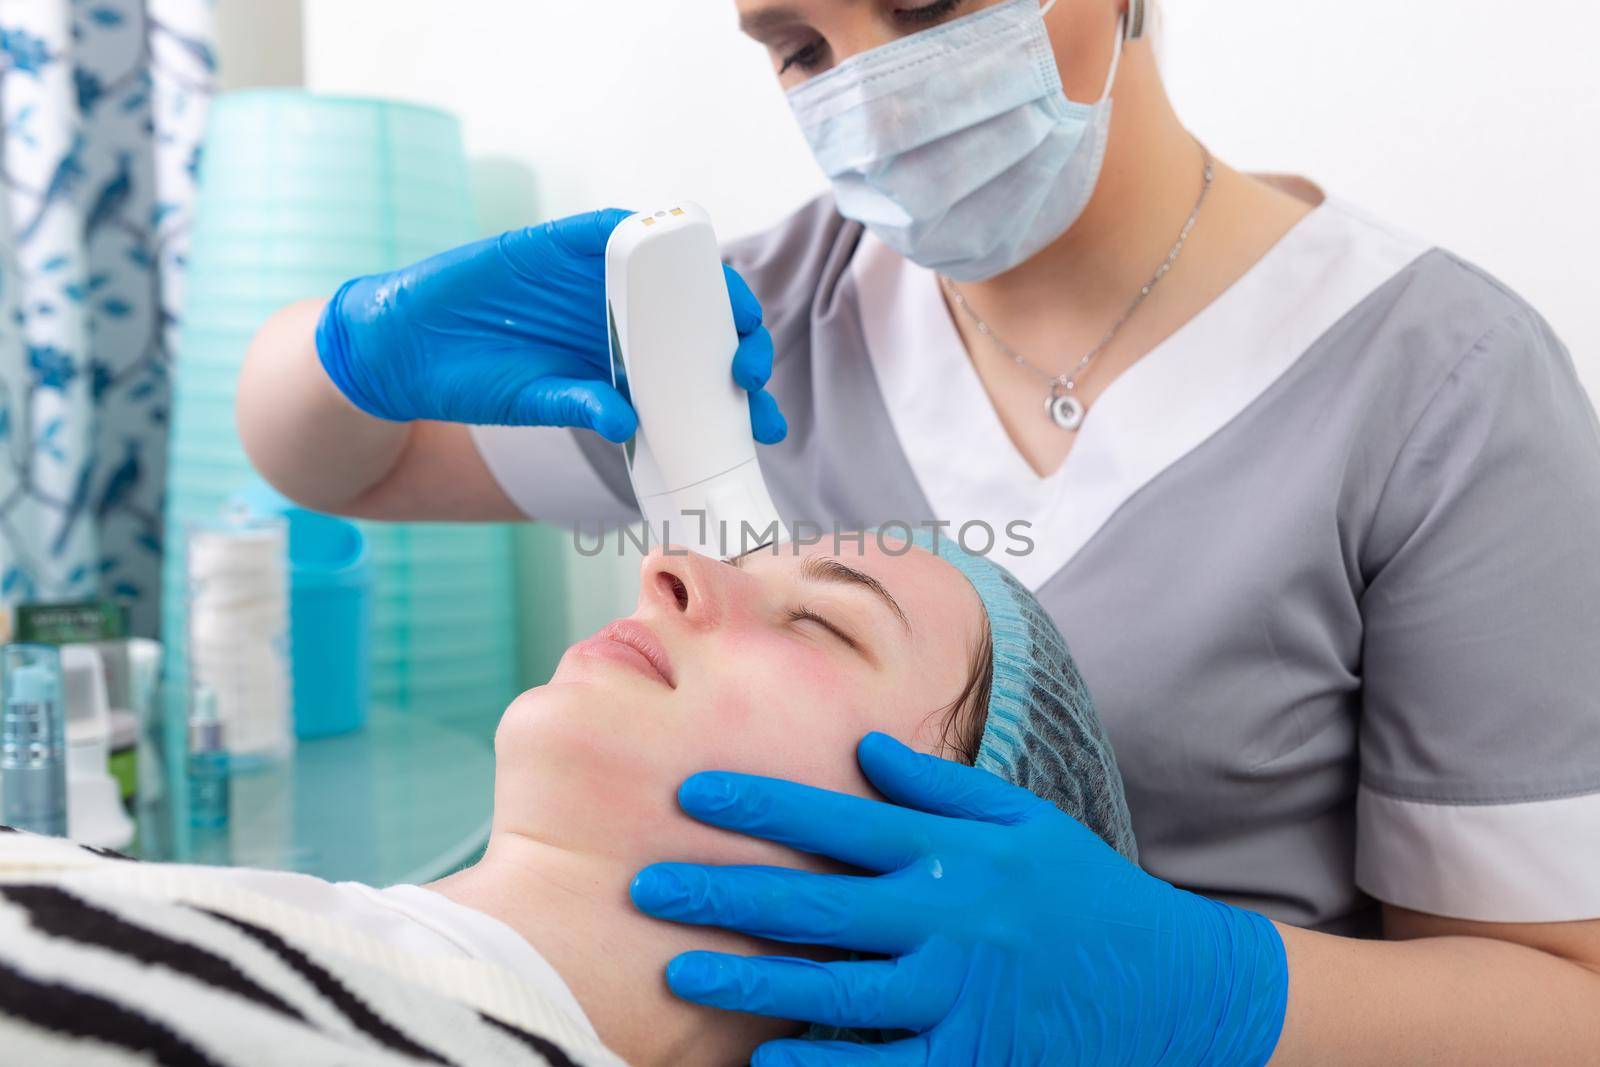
[135,704,495,886]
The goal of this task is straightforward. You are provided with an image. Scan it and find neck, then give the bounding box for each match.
[429,832,797,1066]
[960,47,1207,321]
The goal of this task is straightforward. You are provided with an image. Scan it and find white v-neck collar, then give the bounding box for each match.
[852,196,1431,589]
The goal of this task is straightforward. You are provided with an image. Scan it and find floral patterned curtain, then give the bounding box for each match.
[0,0,215,634]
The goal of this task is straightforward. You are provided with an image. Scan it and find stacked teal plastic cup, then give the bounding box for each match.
[162,91,518,733]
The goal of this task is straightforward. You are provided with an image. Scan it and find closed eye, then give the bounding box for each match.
[776,0,968,76]
[788,606,861,653]
[894,0,965,25]
[779,37,828,75]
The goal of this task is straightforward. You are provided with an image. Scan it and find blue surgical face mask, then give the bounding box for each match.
[786,0,1126,283]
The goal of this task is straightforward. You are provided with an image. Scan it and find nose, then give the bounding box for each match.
[638,549,727,628]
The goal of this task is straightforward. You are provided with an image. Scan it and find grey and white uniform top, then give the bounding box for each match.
[474,190,1600,936]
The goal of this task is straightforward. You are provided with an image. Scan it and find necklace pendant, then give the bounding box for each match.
[1048,392,1086,431]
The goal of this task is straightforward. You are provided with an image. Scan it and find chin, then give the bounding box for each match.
[497,681,646,763]
[491,685,864,874]
[491,682,673,840]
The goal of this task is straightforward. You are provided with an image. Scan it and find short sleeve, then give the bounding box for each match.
[1355,307,1600,923]
[469,424,640,528]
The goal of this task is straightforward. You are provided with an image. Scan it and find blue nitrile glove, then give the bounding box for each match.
[314,208,787,444]
[631,732,1289,1066]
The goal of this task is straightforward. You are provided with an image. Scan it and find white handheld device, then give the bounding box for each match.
[605,202,784,558]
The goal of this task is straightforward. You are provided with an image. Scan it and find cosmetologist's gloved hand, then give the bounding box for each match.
[630,732,1289,1066]
[314,208,787,443]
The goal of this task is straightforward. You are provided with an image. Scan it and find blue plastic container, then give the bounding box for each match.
[286,510,371,739]
[230,482,372,739]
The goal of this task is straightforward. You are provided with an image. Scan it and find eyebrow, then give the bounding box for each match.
[742,0,869,39]
[738,4,805,36]
[799,557,911,634]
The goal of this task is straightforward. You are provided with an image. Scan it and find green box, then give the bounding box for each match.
[14,602,131,645]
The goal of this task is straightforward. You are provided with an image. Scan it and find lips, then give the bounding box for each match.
[574,619,677,689]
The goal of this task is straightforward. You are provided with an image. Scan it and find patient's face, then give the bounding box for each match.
[493,540,987,870]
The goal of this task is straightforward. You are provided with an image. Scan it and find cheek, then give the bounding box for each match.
[690,632,885,796]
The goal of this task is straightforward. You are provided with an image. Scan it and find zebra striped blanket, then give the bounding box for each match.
[0,827,626,1066]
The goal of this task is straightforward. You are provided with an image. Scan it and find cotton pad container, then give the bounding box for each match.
[186,513,291,763]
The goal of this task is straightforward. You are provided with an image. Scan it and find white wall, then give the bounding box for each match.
[1159,1,1600,395]
[303,0,1600,397]
[215,0,304,90]
[303,2,823,241]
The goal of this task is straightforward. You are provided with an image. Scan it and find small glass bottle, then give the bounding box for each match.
[1,645,68,836]
[186,687,230,830]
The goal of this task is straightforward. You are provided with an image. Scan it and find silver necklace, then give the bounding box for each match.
[943,145,1215,432]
